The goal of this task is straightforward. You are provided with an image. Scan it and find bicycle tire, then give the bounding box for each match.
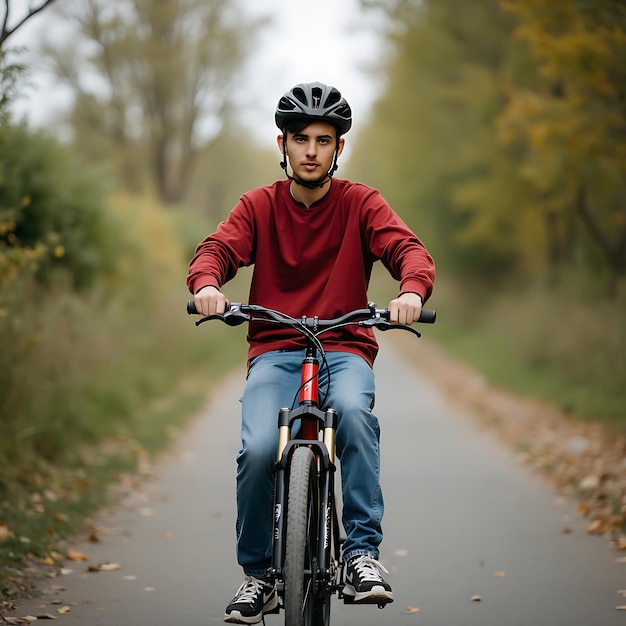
[284,446,322,626]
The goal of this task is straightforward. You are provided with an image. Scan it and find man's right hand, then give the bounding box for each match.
[193,286,228,316]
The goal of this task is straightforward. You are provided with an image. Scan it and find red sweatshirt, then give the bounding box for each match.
[187,178,435,366]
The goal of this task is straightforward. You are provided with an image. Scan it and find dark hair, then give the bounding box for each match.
[283,118,338,138]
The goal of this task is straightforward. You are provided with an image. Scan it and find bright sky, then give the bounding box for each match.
[236,0,385,146]
[7,0,385,148]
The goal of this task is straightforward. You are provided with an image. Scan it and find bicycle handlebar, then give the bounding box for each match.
[186,300,435,336]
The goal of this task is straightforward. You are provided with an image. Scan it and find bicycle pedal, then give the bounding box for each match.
[343,595,392,607]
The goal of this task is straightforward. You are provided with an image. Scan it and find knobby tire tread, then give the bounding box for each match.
[284,446,319,626]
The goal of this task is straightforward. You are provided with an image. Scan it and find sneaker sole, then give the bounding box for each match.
[343,584,394,604]
[224,594,278,624]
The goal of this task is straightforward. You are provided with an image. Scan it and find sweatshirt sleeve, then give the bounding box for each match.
[360,188,435,302]
[186,198,255,294]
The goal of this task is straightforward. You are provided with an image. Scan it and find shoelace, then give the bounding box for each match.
[351,556,389,582]
[234,576,265,605]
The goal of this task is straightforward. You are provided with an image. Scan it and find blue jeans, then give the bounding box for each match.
[235,349,383,576]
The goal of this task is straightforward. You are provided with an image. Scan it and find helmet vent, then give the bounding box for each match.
[335,103,352,119]
[311,86,323,109]
[292,87,307,105]
[324,90,341,108]
[278,96,296,111]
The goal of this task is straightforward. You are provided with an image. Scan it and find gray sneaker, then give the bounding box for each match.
[343,555,394,604]
[224,575,278,624]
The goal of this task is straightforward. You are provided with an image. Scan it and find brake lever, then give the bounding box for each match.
[195,314,225,327]
[359,319,422,338]
[195,310,250,327]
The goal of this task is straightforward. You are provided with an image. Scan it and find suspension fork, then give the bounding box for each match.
[317,408,338,576]
[271,407,337,579]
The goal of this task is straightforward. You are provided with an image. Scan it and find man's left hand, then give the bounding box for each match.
[388,292,423,325]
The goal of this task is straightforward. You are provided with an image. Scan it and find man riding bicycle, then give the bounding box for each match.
[187,81,435,624]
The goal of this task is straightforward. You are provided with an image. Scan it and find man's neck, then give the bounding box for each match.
[289,178,331,208]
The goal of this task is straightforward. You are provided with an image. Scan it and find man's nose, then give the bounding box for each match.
[305,140,317,156]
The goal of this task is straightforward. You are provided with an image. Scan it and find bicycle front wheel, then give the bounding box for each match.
[283,446,320,626]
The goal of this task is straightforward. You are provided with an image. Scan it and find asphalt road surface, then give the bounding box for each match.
[6,335,626,625]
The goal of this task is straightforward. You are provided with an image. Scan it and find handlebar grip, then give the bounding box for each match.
[419,309,436,324]
[187,300,234,315]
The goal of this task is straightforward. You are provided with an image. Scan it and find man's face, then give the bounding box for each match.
[278,121,344,184]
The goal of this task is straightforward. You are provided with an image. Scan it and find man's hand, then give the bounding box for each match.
[388,292,423,325]
[194,285,228,316]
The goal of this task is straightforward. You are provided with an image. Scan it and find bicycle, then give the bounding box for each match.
[187,301,436,625]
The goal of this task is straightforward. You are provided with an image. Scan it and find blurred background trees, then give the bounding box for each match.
[352,0,626,297]
[349,0,625,419]
[42,0,266,204]
[0,0,625,500]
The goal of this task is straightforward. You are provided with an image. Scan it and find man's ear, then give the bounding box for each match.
[337,137,345,157]
[277,134,286,154]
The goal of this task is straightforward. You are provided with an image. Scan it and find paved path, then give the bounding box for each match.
[5,335,626,625]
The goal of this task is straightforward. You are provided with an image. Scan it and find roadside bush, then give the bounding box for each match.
[0,187,243,586]
[0,123,119,290]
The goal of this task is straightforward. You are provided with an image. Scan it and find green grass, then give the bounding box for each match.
[425,278,626,433]
[0,325,246,597]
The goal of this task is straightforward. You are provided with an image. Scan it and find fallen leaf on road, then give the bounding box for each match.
[494,571,506,577]
[405,606,420,613]
[579,475,600,490]
[617,606,626,611]
[66,548,88,561]
[87,562,121,572]
[471,595,482,602]
[587,519,605,535]
[394,549,409,557]
[57,606,71,614]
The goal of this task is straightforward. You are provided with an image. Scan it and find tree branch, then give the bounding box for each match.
[575,182,626,275]
[0,0,58,47]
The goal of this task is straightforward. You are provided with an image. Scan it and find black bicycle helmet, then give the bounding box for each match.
[275,82,352,136]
